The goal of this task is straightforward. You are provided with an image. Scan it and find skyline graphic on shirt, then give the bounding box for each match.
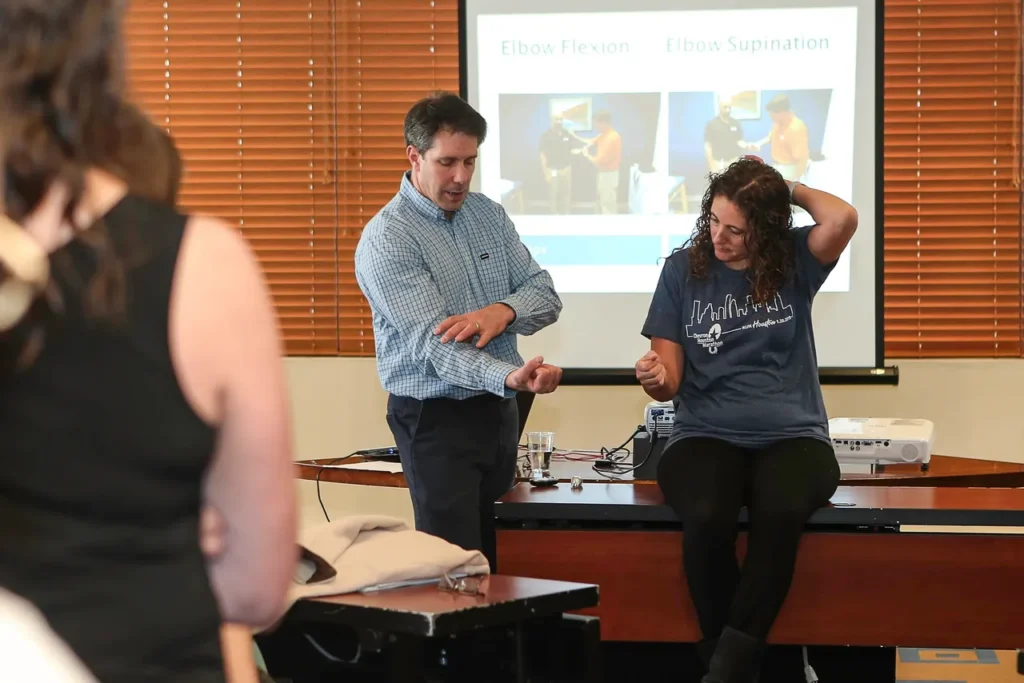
[685,292,795,354]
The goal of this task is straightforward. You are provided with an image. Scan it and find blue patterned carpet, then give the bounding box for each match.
[897,648,1021,683]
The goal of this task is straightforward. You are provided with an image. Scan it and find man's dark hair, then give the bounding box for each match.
[404,92,487,153]
[593,110,612,125]
[765,94,790,113]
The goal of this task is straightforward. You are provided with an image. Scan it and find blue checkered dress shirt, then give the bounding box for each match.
[355,173,562,400]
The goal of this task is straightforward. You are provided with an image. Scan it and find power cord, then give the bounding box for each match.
[802,646,819,683]
[591,426,656,478]
[597,426,642,462]
[314,451,359,522]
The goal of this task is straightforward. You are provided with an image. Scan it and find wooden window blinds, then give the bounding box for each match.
[123,0,456,356]
[123,1,1021,359]
[335,0,459,355]
[884,0,1022,358]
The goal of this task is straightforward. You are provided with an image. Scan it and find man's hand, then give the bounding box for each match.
[505,355,563,394]
[635,350,668,393]
[435,303,516,349]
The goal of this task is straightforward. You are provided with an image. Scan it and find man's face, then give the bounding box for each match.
[552,115,564,130]
[407,129,478,213]
[770,110,787,125]
[718,98,733,119]
[595,119,609,133]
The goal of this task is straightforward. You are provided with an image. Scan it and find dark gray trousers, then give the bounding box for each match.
[386,393,519,570]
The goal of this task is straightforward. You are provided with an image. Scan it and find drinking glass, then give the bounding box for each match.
[526,431,555,479]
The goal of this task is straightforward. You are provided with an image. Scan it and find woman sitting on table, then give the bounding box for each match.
[634,156,857,683]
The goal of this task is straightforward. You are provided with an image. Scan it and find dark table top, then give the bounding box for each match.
[296,453,1024,489]
[495,483,1024,528]
[290,575,600,638]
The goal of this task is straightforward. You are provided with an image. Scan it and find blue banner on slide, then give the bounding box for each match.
[667,235,695,250]
[519,235,663,266]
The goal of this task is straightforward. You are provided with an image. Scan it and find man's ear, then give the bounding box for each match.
[406,145,421,170]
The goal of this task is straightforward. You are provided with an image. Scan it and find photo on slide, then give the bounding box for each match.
[668,89,834,214]
[497,92,661,216]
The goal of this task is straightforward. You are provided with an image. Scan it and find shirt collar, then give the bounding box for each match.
[399,171,453,222]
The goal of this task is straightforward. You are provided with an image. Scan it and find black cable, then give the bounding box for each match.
[600,427,642,461]
[592,428,662,480]
[591,426,646,477]
[314,451,358,522]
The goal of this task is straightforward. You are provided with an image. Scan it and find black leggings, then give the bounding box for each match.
[656,436,840,643]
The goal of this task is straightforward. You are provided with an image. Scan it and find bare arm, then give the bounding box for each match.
[638,256,686,401]
[220,625,261,683]
[171,216,297,627]
[638,338,684,402]
[790,127,811,180]
[791,182,858,265]
[752,125,774,148]
[587,133,620,167]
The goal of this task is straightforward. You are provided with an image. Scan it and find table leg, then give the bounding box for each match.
[530,614,602,683]
[573,616,602,683]
[514,622,528,683]
[389,634,424,683]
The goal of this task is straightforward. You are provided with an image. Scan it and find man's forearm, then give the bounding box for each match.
[410,324,519,397]
[502,277,562,336]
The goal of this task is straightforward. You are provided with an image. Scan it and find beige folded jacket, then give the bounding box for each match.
[288,515,490,603]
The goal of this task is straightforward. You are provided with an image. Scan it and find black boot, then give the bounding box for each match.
[695,637,718,671]
[700,626,764,683]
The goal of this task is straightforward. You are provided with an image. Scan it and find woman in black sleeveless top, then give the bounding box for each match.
[0,2,298,681]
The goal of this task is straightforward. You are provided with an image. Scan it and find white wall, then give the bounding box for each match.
[288,357,1024,527]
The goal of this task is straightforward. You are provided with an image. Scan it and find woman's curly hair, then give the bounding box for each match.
[686,158,795,303]
[0,0,129,368]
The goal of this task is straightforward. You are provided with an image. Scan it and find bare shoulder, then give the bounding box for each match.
[171,214,278,425]
[181,215,263,281]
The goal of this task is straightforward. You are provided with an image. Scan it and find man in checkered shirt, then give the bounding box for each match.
[355,92,563,568]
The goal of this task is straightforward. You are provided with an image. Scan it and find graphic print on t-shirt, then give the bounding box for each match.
[685,293,794,354]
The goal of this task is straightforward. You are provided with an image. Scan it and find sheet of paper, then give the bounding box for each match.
[333,460,403,473]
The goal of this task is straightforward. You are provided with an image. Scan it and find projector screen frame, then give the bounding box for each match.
[456,0,897,387]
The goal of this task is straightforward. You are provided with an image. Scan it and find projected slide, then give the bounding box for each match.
[464,0,878,371]
[475,7,857,295]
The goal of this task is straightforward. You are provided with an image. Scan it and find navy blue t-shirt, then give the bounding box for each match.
[641,225,836,449]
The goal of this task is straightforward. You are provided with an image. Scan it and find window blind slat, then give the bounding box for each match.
[125,1,339,355]
[334,0,458,355]
[882,0,1022,358]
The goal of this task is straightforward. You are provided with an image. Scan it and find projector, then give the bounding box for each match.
[828,417,934,466]
[644,400,675,439]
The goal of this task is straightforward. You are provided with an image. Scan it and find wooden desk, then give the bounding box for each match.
[296,452,1024,489]
[493,483,1024,651]
[280,575,600,682]
[293,575,597,638]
